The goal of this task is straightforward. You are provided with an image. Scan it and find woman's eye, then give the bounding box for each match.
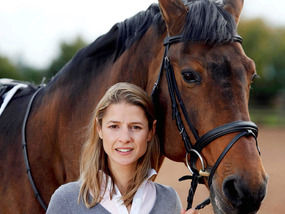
[182,71,201,83]
[109,124,118,129]
[132,125,142,130]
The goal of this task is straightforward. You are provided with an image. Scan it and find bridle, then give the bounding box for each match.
[151,34,260,210]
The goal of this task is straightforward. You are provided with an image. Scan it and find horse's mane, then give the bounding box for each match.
[49,1,237,83]
[74,4,163,64]
[81,0,236,63]
[46,4,162,85]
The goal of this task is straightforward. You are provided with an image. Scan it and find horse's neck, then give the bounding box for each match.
[29,27,166,181]
[36,26,166,136]
[110,30,166,93]
[44,25,166,101]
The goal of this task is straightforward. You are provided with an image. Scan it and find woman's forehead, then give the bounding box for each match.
[103,102,148,123]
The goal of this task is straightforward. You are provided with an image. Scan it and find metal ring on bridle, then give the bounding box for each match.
[185,149,206,175]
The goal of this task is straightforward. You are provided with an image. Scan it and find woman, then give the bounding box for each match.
[47,82,198,214]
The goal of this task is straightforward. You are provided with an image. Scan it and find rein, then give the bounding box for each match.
[21,86,47,211]
[151,35,260,210]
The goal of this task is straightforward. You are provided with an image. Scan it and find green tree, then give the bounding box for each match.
[0,55,45,84]
[19,65,44,84]
[0,55,23,80]
[239,19,285,107]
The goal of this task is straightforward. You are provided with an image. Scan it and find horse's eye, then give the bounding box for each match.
[182,71,201,84]
[251,73,260,83]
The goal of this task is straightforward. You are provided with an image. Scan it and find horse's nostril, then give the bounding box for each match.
[223,177,243,207]
[222,176,266,212]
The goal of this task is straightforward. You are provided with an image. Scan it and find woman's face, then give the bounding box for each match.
[97,102,155,171]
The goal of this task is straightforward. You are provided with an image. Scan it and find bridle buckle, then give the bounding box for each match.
[199,169,210,177]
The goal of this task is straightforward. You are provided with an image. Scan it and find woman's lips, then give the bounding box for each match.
[115,148,134,153]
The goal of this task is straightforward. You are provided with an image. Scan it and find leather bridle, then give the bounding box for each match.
[151,34,260,210]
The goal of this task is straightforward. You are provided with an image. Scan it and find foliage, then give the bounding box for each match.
[0,36,87,84]
[44,36,87,80]
[0,55,23,80]
[239,19,285,107]
[250,107,285,127]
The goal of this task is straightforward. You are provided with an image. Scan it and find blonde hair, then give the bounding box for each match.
[79,82,160,208]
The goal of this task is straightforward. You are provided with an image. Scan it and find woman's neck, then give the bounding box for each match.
[109,163,136,195]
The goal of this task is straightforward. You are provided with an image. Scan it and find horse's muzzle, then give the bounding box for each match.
[211,174,268,214]
[223,175,267,213]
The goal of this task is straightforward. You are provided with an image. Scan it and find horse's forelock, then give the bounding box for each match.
[183,0,237,44]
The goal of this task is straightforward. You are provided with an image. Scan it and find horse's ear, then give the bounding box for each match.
[158,0,188,35]
[223,0,244,24]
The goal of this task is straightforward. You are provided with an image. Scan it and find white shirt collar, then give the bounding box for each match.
[100,169,157,214]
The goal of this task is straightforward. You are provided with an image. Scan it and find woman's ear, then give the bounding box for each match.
[148,120,157,141]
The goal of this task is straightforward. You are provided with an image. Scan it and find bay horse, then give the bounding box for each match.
[0,0,267,213]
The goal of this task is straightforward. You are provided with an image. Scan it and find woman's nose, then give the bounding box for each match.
[118,126,131,142]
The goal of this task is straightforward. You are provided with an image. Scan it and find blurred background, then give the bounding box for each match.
[1,0,284,213]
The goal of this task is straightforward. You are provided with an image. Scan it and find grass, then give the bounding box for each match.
[249,107,285,127]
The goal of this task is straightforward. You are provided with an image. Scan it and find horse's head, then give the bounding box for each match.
[156,0,268,213]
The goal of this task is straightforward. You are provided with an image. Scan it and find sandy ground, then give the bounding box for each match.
[155,127,285,213]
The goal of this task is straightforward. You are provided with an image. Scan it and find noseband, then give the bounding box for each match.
[151,35,260,210]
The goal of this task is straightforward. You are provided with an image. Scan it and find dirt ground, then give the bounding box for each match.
[155,127,285,213]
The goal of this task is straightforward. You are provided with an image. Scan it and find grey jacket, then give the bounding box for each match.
[46,181,182,214]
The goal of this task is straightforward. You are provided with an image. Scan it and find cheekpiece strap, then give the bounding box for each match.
[164,35,183,46]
